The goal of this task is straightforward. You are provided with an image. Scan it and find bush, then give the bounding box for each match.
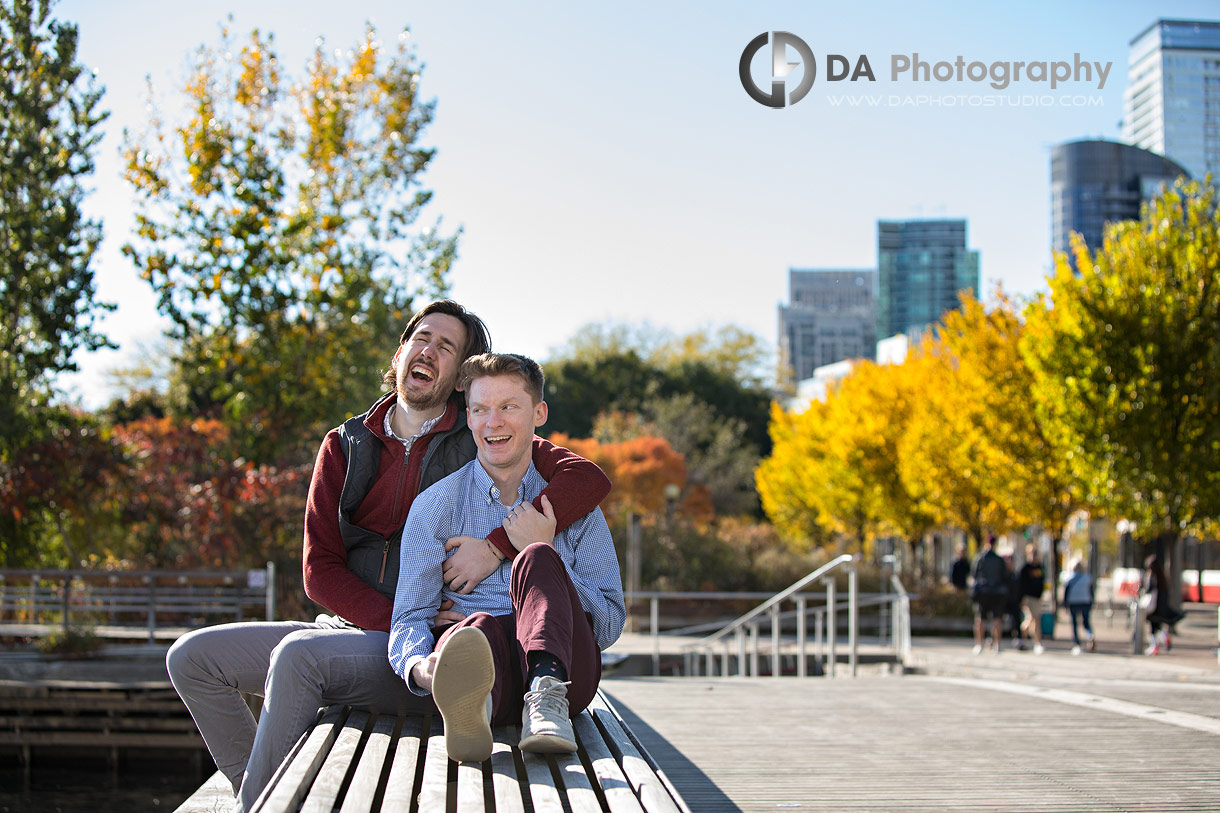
[36,627,103,657]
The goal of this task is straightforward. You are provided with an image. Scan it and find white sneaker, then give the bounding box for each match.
[432,627,495,763]
[972,644,983,655]
[1034,644,1045,655]
[519,676,577,753]
[1071,645,1081,656]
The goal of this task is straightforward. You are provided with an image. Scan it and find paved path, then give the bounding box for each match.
[600,605,1220,812]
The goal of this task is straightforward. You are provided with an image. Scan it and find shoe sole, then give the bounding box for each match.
[520,728,578,754]
[432,626,495,763]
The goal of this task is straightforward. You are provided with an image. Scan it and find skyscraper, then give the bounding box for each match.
[1122,19,1220,181]
[778,268,875,383]
[876,220,978,340]
[1050,139,1189,260]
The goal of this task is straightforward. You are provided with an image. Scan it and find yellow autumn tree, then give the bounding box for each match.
[756,399,833,550]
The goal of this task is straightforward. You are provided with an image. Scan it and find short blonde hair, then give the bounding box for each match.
[459,353,544,403]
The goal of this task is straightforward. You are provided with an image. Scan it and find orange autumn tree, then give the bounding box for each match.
[548,433,689,522]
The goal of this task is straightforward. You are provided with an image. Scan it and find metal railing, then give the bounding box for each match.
[681,554,874,677]
[0,565,276,642]
[888,571,912,662]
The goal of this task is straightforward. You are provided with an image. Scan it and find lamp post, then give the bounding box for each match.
[664,483,681,518]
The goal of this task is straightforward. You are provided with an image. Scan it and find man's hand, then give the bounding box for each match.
[410,654,438,693]
[434,598,465,626]
[442,536,502,594]
[504,495,557,552]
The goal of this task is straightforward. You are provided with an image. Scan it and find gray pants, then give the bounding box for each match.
[166,616,434,811]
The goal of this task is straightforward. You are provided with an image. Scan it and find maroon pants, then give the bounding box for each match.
[432,543,601,725]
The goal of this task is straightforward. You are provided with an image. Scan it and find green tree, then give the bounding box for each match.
[122,22,457,465]
[1023,178,1220,586]
[545,321,774,454]
[0,0,112,453]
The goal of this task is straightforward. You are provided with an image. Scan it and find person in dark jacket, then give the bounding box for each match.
[1143,554,1185,655]
[971,535,1009,654]
[949,543,970,590]
[165,300,611,811]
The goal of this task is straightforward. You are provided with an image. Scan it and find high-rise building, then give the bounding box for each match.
[1122,19,1220,181]
[875,220,978,340]
[1050,139,1189,260]
[778,268,875,383]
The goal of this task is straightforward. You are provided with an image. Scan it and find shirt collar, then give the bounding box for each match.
[474,459,542,508]
[384,396,444,449]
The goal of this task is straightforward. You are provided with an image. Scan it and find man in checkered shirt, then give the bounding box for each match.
[389,352,625,762]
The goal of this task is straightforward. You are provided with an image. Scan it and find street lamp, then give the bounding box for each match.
[663,483,681,519]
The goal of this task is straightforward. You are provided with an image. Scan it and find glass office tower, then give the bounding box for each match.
[1050,139,1189,261]
[778,268,876,384]
[1122,19,1220,181]
[876,220,978,341]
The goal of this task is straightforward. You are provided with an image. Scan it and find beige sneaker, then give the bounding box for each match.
[518,676,577,753]
[432,626,495,763]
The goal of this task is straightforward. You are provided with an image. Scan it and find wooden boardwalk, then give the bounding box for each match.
[603,674,1220,812]
[600,603,1220,811]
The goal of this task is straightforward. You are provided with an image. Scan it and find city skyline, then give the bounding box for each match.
[52,1,1220,407]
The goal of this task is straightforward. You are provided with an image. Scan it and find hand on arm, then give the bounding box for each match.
[442,536,503,594]
[433,598,466,625]
[503,495,557,551]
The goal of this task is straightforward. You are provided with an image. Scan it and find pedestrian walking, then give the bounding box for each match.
[1062,560,1095,655]
[970,535,1009,654]
[1142,554,1184,655]
[1017,542,1046,655]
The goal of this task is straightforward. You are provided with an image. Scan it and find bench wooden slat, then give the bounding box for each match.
[379,717,425,810]
[554,748,604,813]
[417,732,451,810]
[456,759,486,812]
[573,713,645,813]
[235,689,688,812]
[338,713,397,813]
[487,738,525,813]
[255,707,347,813]
[301,709,369,813]
[521,751,565,813]
[591,706,682,813]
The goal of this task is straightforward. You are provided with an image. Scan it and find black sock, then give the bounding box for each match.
[527,651,568,683]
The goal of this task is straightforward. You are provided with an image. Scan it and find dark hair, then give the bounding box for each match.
[381,299,492,391]
[458,353,545,403]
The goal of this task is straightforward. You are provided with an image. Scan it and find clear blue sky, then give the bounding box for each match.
[54,0,1220,406]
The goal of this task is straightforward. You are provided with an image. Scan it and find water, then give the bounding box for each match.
[0,762,206,813]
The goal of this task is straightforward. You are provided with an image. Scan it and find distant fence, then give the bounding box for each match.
[0,565,276,642]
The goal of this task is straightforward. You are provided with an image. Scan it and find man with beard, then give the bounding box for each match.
[166,300,611,811]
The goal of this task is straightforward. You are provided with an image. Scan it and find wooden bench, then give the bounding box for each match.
[247,689,689,812]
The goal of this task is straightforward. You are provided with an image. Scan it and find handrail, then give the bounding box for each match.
[683,554,855,650]
[0,564,276,642]
[889,571,912,662]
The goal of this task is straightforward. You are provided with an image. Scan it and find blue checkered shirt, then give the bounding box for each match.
[387,458,625,689]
